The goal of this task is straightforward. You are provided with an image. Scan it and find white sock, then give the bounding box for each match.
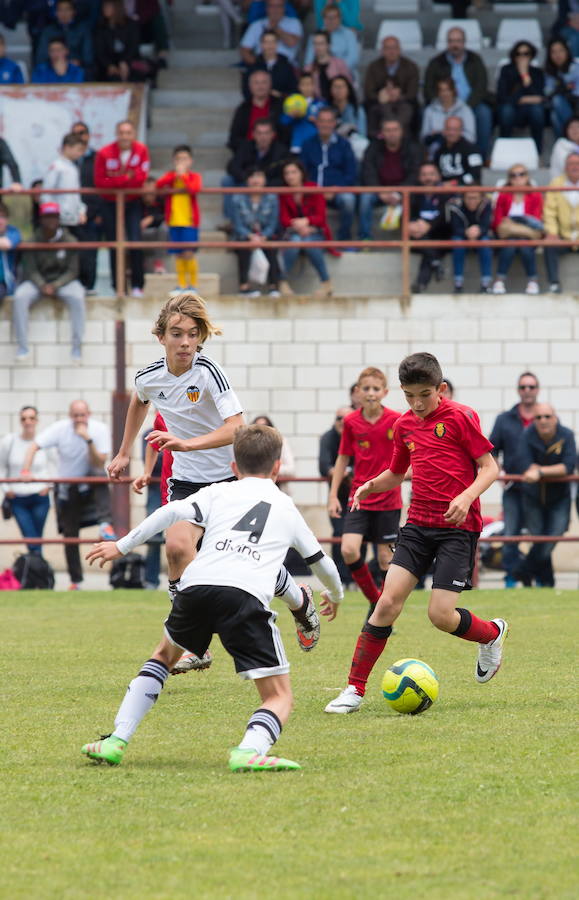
[113,659,169,742]
[274,566,302,610]
[237,708,282,755]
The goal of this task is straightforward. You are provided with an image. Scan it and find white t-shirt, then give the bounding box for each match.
[35,418,111,496]
[0,434,56,496]
[241,16,303,63]
[134,353,243,484]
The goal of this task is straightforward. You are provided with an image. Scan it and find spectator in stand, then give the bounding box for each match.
[408,161,450,293]
[304,30,354,102]
[421,77,476,159]
[0,33,24,84]
[282,72,326,153]
[240,0,303,66]
[140,177,167,274]
[230,167,281,297]
[543,38,579,138]
[448,189,492,294]
[31,37,84,83]
[126,0,170,70]
[156,144,202,292]
[42,133,87,232]
[279,158,333,297]
[227,70,285,153]
[559,10,579,57]
[497,41,546,154]
[491,163,543,296]
[13,202,85,362]
[550,116,579,179]
[70,120,102,294]
[242,28,298,100]
[304,4,360,75]
[433,115,482,185]
[318,405,353,585]
[0,406,55,556]
[363,36,419,138]
[359,118,422,241]
[223,116,288,220]
[515,404,576,588]
[0,201,21,302]
[314,0,361,30]
[301,107,358,243]
[36,0,93,73]
[251,416,295,484]
[543,150,579,293]
[94,0,141,82]
[246,0,303,22]
[21,399,115,591]
[423,26,492,161]
[329,74,367,137]
[94,119,150,297]
[489,371,540,588]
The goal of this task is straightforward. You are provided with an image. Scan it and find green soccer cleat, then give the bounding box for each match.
[81,734,127,766]
[228,747,301,773]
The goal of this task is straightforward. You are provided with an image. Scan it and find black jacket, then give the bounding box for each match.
[361,138,423,187]
[242,54,298,100]
[226,138,289,185]
[424,50,490,108]
[519,422,576,505]
[0,137,20,188]
[318,426,351,507]
[77,148,101,220]
[227,97,286,152]
[410,189,450,236]
[94,20,140,77]
[496,63,545,105]
[447,197,492,235]
[434,137,482,185]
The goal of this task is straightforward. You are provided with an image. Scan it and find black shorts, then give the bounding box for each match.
[392,523,479,593]
[165,584,289,680]
[167,476,236,502]
[343,508,401,544]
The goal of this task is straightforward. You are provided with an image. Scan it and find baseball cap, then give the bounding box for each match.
[39,202,60,216]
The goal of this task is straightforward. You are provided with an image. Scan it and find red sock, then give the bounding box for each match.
[348,630,389,695]
[349,562,381,604]
[454,611,499,644]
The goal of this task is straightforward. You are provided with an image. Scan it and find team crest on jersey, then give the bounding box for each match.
[186,385,200,403]
[387,428,393,440]
[434,423,446,438]
[405,440,415,452]
[358,439,370,449]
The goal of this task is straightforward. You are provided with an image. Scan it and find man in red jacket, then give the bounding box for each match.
[94,120,150,297]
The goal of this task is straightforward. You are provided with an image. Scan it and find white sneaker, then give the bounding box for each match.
[324,684,363,714]
[476,618,509,683]
[492,280,506,295]
[525,280,540,295]
[292,584,320,651]
[130,288,144,298]
[171,650,213,675]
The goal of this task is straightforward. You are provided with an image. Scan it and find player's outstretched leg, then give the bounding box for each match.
[165,523,214,675]
[171,649,213,674]
[81,734,127,766]
[429,598,509,684]
[229,674,301,772]
[475,618,509,683]
[291,584,320,651]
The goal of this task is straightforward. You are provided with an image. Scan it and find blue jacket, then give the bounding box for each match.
[0,223,21,293]
[519,422,576,505]
[31,62,84,84]
[301,132,357,187]
[230,193,279,240]
[489,404,528,482]
[0,58,24,85]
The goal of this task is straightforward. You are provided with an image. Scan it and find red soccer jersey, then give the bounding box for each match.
[389,397,493,533]
[151,412,173,506]
[339,407,402,511]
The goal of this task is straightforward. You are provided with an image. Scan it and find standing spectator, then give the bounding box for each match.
[31,37,85,83]
[0,33,25,84]
[94,119,150,297]
[227,71,285,154]
[421,77,476,157]
[515,404,576,587]
[319,405,353,585]
[240,0,303,66]
[544,38,579,138]
[550,116,579,180]
[301,107,358,243]
[42,133,87,229]
[359,118,422,240]
[363,36,419,135]
[0,406,54,556]
[223,117,288,222]
[140,176,167,274]
[242,29,298,99]
[252,415,295,484]
[70,120,102,294]
[279,158,333,297]
[543,151,579,293]
[423,27,493,161]
[0,201,21,302]
[304,5,359,75]
[35,0,93,72]
[21,400,114,591]
[329,75,367,138]
[13,202,85,362]
[433,116,483,185]
[497,41,546,154]
[408,161,450,293]
[491,163,543,295]
[489,372,540,587]
[94,0,141,82]
[156,144,202,292]
[448,189,492,294]
[304,30,353,102]
[230,167,281,297]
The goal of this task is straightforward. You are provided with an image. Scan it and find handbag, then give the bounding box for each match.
[497,217,542,240]
[1,496,12,520]
[248,247,270,284]
[379,203,402,231]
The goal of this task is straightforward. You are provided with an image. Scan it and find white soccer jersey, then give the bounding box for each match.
[134,352,243,484]
[117,477,324,607]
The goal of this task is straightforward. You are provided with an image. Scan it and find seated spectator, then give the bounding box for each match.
[0,201,21,301]
[0,136,21,193]
[242,28,298,99]
[240,0,303,66]
[140,176,167,274]
[433,116,482,185]
[359,118,422,240]
[304,4,360,75]
[543,150,579,292]
[36,0,93,72]
[560,10,579,57]
[31,37,85,83]
[227,70,285,153]
[156,144,202,292]
[314,0,361,30]
[301,107,357,242]
[230,167,281,297]
[247,0,300,23]
[408,161,450,293]
[304,29,353,102]
[0,33,24,84]
[223,117,288,219]
[543,38,579,138]
[0,406,54,556]
[421,77,476,158]
[497,41,546,154]
[550,115,579,180]
[13,202,85,362]
[94,0,141,82]
[279,158,333,297]
[42,133,87,230]
[281,72,326,153]
[329,74,367,138]
[127,0,170,69]
[491,163,543,295]
[447,189,492,294]
[516,404,576,588]
[363,36,419,138]
[424,26,493,161]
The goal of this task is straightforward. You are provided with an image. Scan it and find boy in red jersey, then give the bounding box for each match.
[328,367,402,609]
[324,352,508,714]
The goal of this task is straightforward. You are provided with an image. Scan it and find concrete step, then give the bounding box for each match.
[169,49,239,68]
[158,67,241,91]
[151,89,240,109]
[144,271,220,298]
[149,146,228,171]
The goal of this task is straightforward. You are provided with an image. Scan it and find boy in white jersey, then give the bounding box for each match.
[82,425,343,772]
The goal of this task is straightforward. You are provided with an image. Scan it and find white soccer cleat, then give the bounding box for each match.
[324,684,364,714]
[293,584,320,651]
[171,650,213,675]
[476,618,509,683]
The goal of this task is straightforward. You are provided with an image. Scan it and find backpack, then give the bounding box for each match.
[13,553,55,590]
[109,552,146,590]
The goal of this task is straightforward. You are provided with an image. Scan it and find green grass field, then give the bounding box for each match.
[2,588,577,900]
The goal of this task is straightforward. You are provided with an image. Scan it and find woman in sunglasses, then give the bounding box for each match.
[497,41,546,153]
[491,164,543,294]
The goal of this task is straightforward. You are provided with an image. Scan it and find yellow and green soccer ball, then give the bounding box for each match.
[283,93,308,118]
[382,658,439,715]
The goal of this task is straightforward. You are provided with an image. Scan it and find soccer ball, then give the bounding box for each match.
[283,93,308,118]
[382,658,439,715]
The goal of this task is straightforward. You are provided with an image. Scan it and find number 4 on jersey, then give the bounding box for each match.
[232,502,271,544]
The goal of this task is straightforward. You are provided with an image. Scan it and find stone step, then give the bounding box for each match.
[144,271,220,298]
